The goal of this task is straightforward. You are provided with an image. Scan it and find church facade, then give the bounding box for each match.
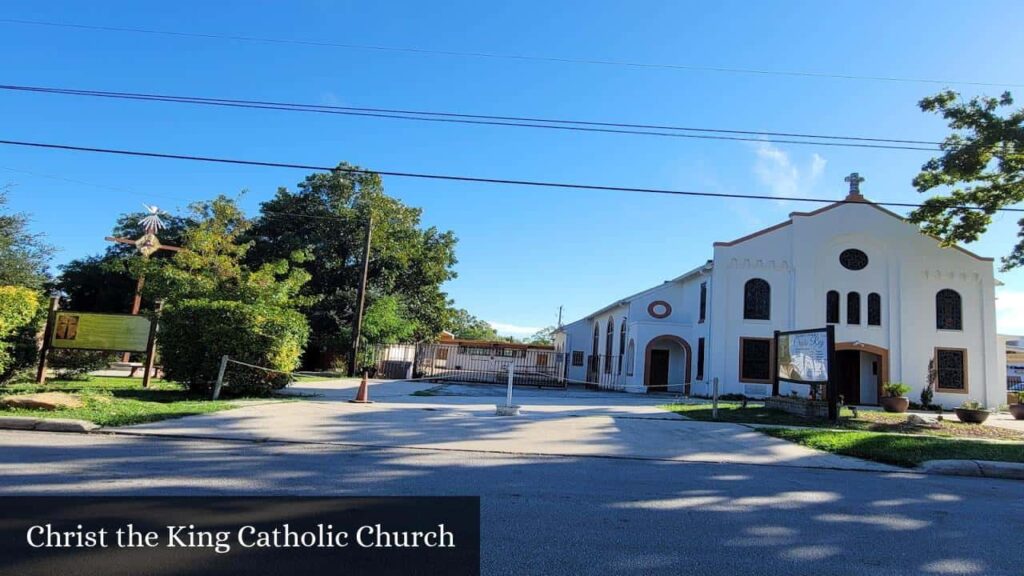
[554,176,1003,409]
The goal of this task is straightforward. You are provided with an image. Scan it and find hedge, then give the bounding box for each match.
[0,286,40,377]
[158,299,309,396]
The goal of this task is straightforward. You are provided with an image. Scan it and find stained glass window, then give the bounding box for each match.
[847,292,861,324]
[826,290,839,324]
[936,289,962,330]
[936,349,966,391]
[840,249,869,270]
[868,293,881,326]
[743,279,770,320]
[740,338,771,381]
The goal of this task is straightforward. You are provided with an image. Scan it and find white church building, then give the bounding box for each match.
[554,174,1004,409]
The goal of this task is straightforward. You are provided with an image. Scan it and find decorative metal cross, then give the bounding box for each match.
[844,172,865,195]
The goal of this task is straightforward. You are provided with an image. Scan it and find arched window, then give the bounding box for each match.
[936,289,962,330]
[868,293,881,326]
[618,319,627,374]
[847,292,861,324]
[826,290,839,324]
[625,339,635,376]
[604,316,614,373]
[743,278,770,320]
[591,324,599,373]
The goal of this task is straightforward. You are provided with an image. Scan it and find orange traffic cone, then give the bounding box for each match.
[349,372,373,404]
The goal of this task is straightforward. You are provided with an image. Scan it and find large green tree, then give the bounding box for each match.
[447,308,498,341]
[908,91,1024,270]
[0,187,53,289]
[55,210,193,312]
[245,164,458,367]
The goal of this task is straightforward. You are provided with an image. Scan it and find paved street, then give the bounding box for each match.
[1,381,1022,575]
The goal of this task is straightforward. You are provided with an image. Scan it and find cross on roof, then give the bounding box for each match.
[844,172,865,195]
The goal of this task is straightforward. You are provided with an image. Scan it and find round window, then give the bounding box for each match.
[647,300,672,319]
[839,249,869,271]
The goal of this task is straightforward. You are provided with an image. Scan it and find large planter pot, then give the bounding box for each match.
[955,408,991,424]
[1009,404,1024,421]
[880,396,909,413]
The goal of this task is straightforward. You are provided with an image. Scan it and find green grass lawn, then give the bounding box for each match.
[763,428,1024,467]
[0,376,239,427]
[662,402,1024,441]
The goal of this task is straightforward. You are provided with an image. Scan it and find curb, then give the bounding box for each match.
[918,459,1024,480]
[0,416,99,433]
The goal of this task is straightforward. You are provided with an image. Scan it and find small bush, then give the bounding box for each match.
[159,299,309,396]
[0,286,40,378]
[959,400,985,411]
[883,382,911,397]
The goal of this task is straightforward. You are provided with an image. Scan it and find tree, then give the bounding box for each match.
[447,308,497,341]
[361,295,416,346]
[55,210,193,312]
[527,325,557,346]
[0,187,53,289]
[152,196,311,394]
[908,91,1024,270]
[245,164,458,367]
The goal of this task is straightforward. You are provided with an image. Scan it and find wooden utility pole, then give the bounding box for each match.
[347,211,374,377]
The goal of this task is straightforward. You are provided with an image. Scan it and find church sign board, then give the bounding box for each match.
[773,325,838,421]
[50,312,152,353]
[36,297,162,388]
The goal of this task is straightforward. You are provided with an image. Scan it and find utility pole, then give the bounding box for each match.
[348,210,373,377]
[557,305,563,328]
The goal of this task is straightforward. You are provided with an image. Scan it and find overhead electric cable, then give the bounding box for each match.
[1,138,1020,213]
[1,18,1020,88]
[0,83,942,151]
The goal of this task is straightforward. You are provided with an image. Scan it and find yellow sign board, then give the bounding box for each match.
[50,312,152,353]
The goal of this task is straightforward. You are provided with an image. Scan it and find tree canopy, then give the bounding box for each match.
[0,187,53,289]
[245,164,458,365]
[908,90,1024,270]
[447,308,498,341]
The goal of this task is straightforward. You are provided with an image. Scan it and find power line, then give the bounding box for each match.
[0,83,941,152]
[1,17,1020,89]
[2,137,1021,213]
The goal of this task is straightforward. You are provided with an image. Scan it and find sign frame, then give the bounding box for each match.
[773,325,838,421]
[36,297,163,388]
[49,311,152,353]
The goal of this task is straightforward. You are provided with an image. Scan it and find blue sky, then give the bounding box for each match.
[1,1,1023,335]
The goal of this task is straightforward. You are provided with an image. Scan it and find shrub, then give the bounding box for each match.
[959,400,985,411]
[159,299,309,396]
[48,349,113,380]
[0,286,40,378]
[883,382,911,397]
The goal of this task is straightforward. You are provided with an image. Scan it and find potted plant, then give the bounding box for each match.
[880,382,911,413]
[955,400,991,424]
[1008,392,1024,420]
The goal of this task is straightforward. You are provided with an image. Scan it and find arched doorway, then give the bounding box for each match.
[835,342,889,405]
[644,336,691,393]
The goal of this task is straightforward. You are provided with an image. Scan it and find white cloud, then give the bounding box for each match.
[487,321,542,336]
[753,142,826,201]
[996,288,1024,336]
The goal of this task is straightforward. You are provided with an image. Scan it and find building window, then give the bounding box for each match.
[743,279,770,320]
[826,290,839,324]
[571,351,584,366]
[699,282,707,323]
[618,319,627,374]
[696,337,706,380]
[935,348,967,393]
[625,339,635,376]
[591,324,599,370]
[868,293,881,326]
[839,248,869,271]
[847,292,861,324]
[936,289,963,330]
[739,337,772,382]
[604,316,614,374]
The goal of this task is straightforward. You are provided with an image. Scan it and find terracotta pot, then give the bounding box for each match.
[1009,404,1024,421]
[880,396,909,413]
[955,408,990,424]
